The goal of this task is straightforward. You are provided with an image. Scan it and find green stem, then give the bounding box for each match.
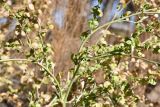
[36,62,62,96]
[88,53,160,65]
[61,101,66,107]
[131,55,160,65]
[0,58,62,97]
[64,64,80,103]
[64,10,160,103]
[79,10,160,52]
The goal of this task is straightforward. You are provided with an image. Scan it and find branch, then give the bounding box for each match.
[0,58,62,97]
[79,10,160,52]
[131,55,160,65]
[88,53,160,66]
[0,58,31,63]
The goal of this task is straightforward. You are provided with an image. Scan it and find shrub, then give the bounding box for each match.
[0,0,160,106]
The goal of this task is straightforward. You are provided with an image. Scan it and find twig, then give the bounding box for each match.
[79,10,160,52]
[88,53,160,66]
[0,58,31,63]
[0,58,62,97]
[131,55,160,65]
[66,9,160,105]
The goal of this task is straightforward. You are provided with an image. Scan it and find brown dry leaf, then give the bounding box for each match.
[92,70,105,84]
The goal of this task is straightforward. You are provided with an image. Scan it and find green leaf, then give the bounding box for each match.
[98,0,103,4]
[148,78,156,85]
[91,6,103,18]
[80,30,89,41]
[88,19,99,29]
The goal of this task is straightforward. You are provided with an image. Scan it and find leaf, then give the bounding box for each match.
[80,30,89,41]
[91,6,103,18]
[88,19,99,29]
[148,78,156,85]
[98,0,103,4]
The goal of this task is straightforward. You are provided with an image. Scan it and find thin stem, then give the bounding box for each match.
[79,10,160,52]
[36,63,61,88]
[0,58,62,97]
[65,10,160,104]
[64,51,85,102]
[64,64,80,102]
[131,55,160,65]
[0,58,31,63]
[88,53,160,65]
[61,9,160,106]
